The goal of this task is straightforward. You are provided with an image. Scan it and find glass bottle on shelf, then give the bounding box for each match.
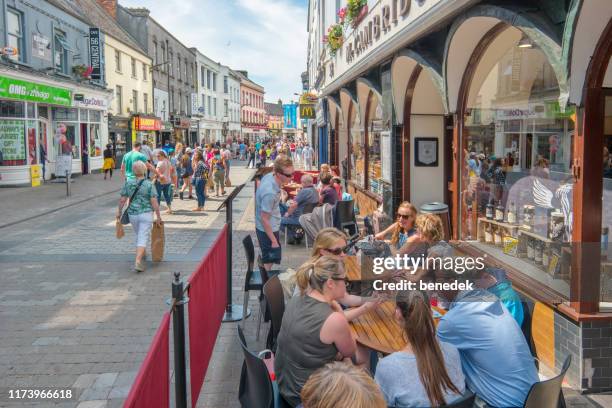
[486,198,494,220]
[494,226,503,246]
[534,241,543,265]
[484,223,493,244]
[542,243,550,268]
[495,201,505,222]
[507,202,517,224]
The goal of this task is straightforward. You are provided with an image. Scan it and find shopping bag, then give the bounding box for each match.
[225,177,232,187]
[151,221,165,262]
[115,219,125,239]
[207,173,214,192]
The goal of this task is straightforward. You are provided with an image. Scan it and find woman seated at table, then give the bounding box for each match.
[301,362,387,408]
[319,173,338,206]
[374,201,418,249]
[375,290,465,407]
[275,256,368,407]
[396,213,444,258]
[311,228,381,321]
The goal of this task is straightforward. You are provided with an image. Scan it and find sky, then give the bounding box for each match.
[120,0,308,104]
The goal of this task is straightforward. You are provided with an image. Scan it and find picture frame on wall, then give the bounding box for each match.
[415,137,438,167]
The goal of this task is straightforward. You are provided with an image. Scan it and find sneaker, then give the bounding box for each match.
[179,192,184,200]
[134,260,145,272]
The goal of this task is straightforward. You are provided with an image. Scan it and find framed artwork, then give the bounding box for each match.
[415,137,438,167]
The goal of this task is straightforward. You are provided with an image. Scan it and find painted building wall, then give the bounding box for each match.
[105,36,153,117]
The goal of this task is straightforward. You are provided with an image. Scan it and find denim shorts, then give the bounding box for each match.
[256,229,281,264]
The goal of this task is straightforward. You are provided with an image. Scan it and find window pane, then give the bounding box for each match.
[0,119,26,166]
[349,105,364,187]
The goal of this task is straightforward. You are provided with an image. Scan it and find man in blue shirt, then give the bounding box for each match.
[432,245,539,407]
[256,155,294,272]
[280,174,318,243]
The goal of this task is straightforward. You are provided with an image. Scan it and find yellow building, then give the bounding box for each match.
[75,0,155,158]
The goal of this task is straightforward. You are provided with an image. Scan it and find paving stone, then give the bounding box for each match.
[79,387,111,401]
[73,373,100,389]
[76,400,108,408]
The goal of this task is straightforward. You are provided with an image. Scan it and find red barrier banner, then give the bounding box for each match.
[188,225,228,407]
[124,312,170,408]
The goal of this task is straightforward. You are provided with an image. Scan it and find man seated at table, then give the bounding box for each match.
[432,242,539,407]
[281,174,319,244]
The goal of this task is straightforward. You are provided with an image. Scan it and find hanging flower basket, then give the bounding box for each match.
[346,0,368,28]
[325,23,344,56]
[72,64,92,79]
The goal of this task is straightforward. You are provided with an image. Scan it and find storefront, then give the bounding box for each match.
[73,94,110,175]
[109,116,130,164]
[131,115,161,146]
[316,0,612,392]
[170,115,191,144]
[0,73,109,185]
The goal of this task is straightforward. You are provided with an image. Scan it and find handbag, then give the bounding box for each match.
[120,179,145,225]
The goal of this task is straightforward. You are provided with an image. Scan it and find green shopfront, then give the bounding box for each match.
[0,73,110,185]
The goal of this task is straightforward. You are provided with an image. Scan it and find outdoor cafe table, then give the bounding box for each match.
[349,301,446,354]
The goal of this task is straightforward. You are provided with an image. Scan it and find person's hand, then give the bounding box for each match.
[155,217,162,226]
[271,240,280,248]
[330,300,343,313]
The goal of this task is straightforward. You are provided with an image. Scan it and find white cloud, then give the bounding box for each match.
[119,0,308,103]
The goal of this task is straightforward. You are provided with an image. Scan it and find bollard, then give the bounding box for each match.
[66,169,71,197]
[172,272,188,408]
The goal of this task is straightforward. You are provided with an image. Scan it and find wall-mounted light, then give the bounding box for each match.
[517,34,533,49]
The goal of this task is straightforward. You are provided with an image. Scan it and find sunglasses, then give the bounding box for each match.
[398,214,413,220]
[278,171,294,178]
[324,247,347,256]
[331,277,350,288]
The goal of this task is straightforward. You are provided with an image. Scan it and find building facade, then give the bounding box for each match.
[265,101,283,138]
[82,0,155,161]
[0,0,111,186]
[237,70,266,142]
[308,0,612,393]
[221,65,241,142]
[115,6,197,146]
[192,50,221,144]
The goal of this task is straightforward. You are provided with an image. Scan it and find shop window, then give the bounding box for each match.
[601,90,612,308]
[132,90,138,113]
[460,28,574,299]
[89,123,101,157]
[131,57,137,78]
[367,93,392,212]
[116,85,123,114]
[54,30,70,74]
[89,110,101,122]
[213,73,217,91]
[349,103,365,187]
[0,118,26,166]
[79,109,88,122]
[7,8,24,62]
[0,100,25,118]
[52,109,79,159]
[114,49,121,73]
[143,93,148,114]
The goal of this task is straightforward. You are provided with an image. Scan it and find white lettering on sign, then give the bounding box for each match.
[9,84,27,96]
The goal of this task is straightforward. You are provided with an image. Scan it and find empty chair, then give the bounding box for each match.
[242,235,264,339]
[263,275,286,351]
[237,326,275,408]
[335,199,357,236]
[523,355,571,408]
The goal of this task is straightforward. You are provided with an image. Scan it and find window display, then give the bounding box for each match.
[349,103,364,186]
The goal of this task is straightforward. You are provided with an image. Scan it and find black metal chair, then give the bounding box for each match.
[523,355,571,408]
[441,389,476,408]
[242,235,265,339]
[237,326,275,408]
[334,199,358,236]
[263,275,285,352]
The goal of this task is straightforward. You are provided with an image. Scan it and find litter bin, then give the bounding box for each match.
[420,202,451,241]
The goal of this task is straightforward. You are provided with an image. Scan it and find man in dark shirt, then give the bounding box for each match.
[319,173,337,206]
[281,174,318,244]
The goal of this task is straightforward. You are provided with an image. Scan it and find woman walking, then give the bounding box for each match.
[154,150,175,214]
[211,149,226,196]
[192,150,208,211]
[116,161,162,272]
[103,144,114,180]
[179,148,194,200]
[247,144,256,168]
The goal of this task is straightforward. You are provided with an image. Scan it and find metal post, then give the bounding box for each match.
[172,272,187,408]
[66,168,71,197]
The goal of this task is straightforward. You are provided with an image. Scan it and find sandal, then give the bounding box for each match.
[135,260,145,272]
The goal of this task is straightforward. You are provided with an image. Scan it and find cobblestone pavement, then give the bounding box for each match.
[0,161,255,408]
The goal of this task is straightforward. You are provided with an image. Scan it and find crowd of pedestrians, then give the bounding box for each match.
[245,139,315,170]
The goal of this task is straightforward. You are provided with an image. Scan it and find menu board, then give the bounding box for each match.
[0,119,25,160]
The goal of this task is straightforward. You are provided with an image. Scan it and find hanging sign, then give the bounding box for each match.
[89,28,101,80]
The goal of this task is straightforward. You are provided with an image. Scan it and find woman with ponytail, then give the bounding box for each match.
[375,290,465,407]
[275,256,365,407]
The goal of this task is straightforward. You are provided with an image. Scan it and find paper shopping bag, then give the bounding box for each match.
[115,219,125,239]
[151,221,165,262]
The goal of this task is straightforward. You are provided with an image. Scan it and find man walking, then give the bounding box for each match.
[302,142,314,170]
[121,142,154,180]
[255,155,294,272]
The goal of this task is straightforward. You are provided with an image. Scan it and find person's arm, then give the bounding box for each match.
[150,196,162,223]
[320,312,356,358]
[375,223,397,240]
[396,233,424,256]
[116,196,128,218]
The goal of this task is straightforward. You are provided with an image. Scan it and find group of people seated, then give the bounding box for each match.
[280,164,350,244]
[272,201,535,408]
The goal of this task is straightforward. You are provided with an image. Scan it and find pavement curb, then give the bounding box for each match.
[0,188,121,229]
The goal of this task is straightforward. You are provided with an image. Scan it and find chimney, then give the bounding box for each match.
[97,0,117,18]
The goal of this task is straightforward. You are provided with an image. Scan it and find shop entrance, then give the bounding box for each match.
[80,123,89,174]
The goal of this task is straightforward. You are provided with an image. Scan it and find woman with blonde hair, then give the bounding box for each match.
[397,213,444,257]
[301,362,387,408]
[275,256,365,407]
[375,201,418,249]
[375,290,464,407]
[310,228,381,321]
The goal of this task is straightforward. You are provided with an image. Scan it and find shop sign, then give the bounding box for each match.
[88,28,102,80]
[171,116,191,129]
[327,0,441,85]
[32,34,51,62]
[135,116,161,131]
[162,121,173,131]
[73,94,108,109]
[0,75,71,106]
[300,104,315,119]
[0,119,25,160]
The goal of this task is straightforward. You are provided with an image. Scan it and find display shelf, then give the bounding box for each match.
[518,228,555,244]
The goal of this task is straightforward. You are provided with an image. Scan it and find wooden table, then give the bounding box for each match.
[349,302,446,354]
[345,256,361,281]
